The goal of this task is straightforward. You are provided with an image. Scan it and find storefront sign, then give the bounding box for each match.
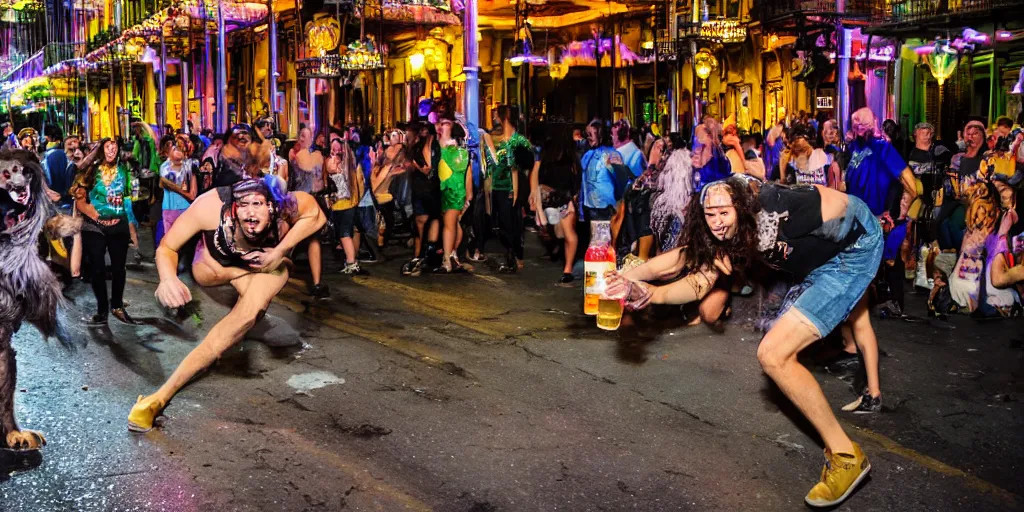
[816,96,834,109]
[699,19,746,44]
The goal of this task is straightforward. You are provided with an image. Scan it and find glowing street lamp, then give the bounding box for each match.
[918,40,958,134]
[409,53,425,74]
[694,49,716,80]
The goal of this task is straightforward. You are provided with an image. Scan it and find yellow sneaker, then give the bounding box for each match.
[127,394,166,433]
[805,442,871,508]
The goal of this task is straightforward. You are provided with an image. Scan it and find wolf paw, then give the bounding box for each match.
[5,429,46,450]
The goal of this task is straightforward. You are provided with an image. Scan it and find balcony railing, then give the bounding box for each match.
[754,0,876,24]
[873,0,1021,25]
[44,43,87,68]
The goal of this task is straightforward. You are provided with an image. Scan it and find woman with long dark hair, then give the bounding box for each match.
[606,177,883,507]
[530,135,580,284]
[71,138,139,325]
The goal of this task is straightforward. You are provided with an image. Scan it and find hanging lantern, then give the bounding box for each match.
[694,48,717,80]
[924,40,958,86]
[306,16,341,57]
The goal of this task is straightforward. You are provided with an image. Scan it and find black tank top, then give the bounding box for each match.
[756,183,864,277]
[202,186,282,268]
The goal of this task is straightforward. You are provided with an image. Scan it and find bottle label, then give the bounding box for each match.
[584,261,613,295]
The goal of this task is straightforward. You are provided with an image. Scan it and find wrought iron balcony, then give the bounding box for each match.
[44,43,87,68]
[753,0,876,25]
[872,0,1022,27]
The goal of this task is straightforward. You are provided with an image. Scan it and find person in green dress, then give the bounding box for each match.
[436,119,473,273]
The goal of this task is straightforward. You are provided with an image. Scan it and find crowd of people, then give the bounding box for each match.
[3,101,1023,508]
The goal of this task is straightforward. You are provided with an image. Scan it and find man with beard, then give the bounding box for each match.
[844,108,916,316]
[214,124,257,188]
[127,176,325,432]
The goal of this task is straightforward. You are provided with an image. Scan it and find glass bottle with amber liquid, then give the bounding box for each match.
[583,221,616,316]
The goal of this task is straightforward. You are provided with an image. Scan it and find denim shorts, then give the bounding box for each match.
[786,195,883,337]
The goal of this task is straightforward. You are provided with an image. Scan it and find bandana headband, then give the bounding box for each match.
[700,180,733,208]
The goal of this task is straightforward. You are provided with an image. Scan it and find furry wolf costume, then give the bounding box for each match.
[0,148,81,450]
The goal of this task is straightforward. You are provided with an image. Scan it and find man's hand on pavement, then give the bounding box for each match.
[155,278,192,308]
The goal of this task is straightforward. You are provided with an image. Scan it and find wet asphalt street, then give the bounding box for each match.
[1,233,1023,512]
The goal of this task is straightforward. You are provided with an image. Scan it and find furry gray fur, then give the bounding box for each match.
[0,148,81,449]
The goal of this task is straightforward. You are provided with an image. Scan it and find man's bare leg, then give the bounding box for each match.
[757,308,854,455]
[128,269,290,431]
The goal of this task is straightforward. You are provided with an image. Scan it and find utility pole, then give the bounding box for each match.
[216,0,228,132]
[668,0,678,132]
[268,0,279,124]
[463,0,479,132]
[158,26,168,136]
[836,0,850,133]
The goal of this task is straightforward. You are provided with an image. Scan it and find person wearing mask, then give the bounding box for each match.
[608,176,883,506]
[288,125,328,298]
[531,136,580,284]
[71,138,139,325]
[435,119,472,273]
[485,106,533,273]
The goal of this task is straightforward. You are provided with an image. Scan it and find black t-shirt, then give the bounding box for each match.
[757,183,865,278]
[410,140,441,198]
[907,144,951,206]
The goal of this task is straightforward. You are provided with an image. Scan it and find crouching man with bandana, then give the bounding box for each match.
[127,175,325,432]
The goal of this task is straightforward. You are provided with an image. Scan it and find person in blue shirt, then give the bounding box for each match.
[844,108,917,220]
[844,107,917,317]
[691,120,732,191]
[42,125,70,208]
[579,120,622,222]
